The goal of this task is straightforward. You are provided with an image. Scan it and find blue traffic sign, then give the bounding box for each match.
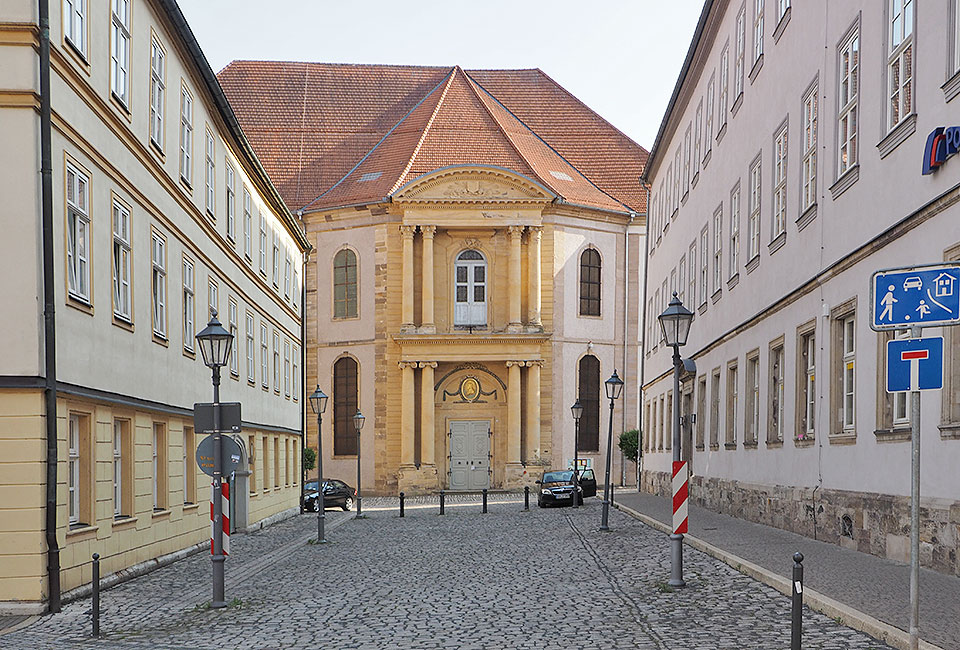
[886,337,943,393]
[872,264,960,329]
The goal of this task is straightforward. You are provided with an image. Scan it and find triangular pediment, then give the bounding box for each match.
[393,166,554,205]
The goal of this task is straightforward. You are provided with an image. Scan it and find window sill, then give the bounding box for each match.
[724,442,738,450]
[183,502,201,512]
[698,301,708,315]
[67,294,94,316]
[765,439,784,449]
[943,69,960,103]
[695,444,705,451]
[112,314,134,332]
[748,55,764,84]
[183,347,196,360]
[768,231,787,255]
[877,113,917,160]
[874,427,911,443]
[151,508,171,519]
[829,165,859,200]
[63,38,90,75]
[937,422,960,439]
[681,190,689,206]
[112,515,138,529]
[745,255,760,275]
[709,444,720,451]
[692,172,700,190]
[152,333,169,347]
[828,432,857,445]
[702,149,712,168]
[794,436,815,448]
[717,122,728,144]
[727,273,740,291]
[796,203,817,231]
[773,7,792,43]
[149,139,165,162]
[711,288,722,304]
[731,94,744,119]
[743,440,758,449]
[66,523,98,540]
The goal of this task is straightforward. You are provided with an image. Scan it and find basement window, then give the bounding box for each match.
[840,514,854,538]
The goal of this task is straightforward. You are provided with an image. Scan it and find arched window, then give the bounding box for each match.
[454,249,487,327]
[579,248,601,316]
[333,249,358,319]
[333,357,358,455]
[578,355,600,451]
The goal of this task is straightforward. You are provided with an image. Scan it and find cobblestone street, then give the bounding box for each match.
[3,497,894,649]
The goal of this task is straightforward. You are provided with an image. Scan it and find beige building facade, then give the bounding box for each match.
[0,0,309,612]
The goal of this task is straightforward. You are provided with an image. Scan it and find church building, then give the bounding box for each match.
[219,63,647,494]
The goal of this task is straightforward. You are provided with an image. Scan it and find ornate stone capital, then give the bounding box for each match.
[507,225,525,239]
[399,224,417,238]
[420,225,436,238]
[527,226,542,241]
[505,360,526,368]
[398,361,418,370]
[418,361,438,369]
[526,359,544,368]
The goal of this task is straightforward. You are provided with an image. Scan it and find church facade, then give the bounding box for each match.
[220,64,647,494]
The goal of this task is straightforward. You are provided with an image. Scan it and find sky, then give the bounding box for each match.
[177,0,704,150]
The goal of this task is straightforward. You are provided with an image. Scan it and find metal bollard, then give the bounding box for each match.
[482,488,488,513]
[791,552,804,650]
[91,553,100,638]
[439,490,445,515]
[399,492,405,518]
[524,485,530,511]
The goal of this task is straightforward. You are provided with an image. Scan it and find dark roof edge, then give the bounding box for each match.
[641,0,715,184]
[155,0,311,252]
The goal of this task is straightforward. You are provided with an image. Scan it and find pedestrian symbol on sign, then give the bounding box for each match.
[879,286,898,322]
[871,264,960,330]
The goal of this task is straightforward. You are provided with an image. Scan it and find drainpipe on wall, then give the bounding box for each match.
[299,214,308,515]
[620,212,634,487]
[637,181,651,492]
[38,0,61,613]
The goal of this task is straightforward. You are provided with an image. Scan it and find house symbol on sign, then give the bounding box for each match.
[933,273,956,298]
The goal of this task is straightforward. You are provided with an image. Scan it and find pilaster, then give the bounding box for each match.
[527,226,542,330]
[400,225,416,331]
[420,226,436,333]
[507,225,524,332]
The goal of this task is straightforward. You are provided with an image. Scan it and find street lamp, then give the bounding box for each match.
[195,310,233,609]
[599,370,624,531]
[353,409,365,518]
[571,400,583,509]
[658,291,694,588]
[308,386,328,543]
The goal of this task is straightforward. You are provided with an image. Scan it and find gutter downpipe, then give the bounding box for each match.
[620,212,634,487]
[39,0,61,613]
[298,211,308,515]
[637,181,651,492]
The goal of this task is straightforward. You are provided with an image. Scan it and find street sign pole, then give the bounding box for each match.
[908,325,920,650]
[211,367,226,609]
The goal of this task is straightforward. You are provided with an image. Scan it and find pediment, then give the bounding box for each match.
[393,166,554,205]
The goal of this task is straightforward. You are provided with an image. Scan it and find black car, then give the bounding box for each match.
[537,470,583,507]
[303,479,355,512]
[575,468,598,498]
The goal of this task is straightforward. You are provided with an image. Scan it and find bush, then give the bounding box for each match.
[619,429,639,460]
[302,446,317,473]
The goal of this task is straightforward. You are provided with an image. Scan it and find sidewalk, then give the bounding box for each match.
[613,490,959,649]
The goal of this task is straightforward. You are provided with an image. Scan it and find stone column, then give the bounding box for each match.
[400,225,416,330]
[507,225,524,331]
[419,361,437,468]
[420,226,436,333]
[506,361,523,464]
[527,226,542,329]
[399,361,416,467]
[524,360,542,464]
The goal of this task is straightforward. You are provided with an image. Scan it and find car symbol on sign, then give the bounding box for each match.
[903,277,923,291]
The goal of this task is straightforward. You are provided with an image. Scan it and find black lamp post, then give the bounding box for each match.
[353,409,365,518]
[658,291,694,588]
[599,370,624,531]
[571,400,583,509]
[195,310,233,609]
[308,386,328,543]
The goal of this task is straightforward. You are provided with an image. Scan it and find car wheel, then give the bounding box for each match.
[342,497,353,511]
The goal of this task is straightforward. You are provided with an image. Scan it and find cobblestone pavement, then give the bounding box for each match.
[3,497,894,649]
[615,490,959,649]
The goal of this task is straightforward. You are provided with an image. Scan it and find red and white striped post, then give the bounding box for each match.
[672,461,689,535]
[210,481,230,556]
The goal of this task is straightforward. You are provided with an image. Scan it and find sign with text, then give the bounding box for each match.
[886,337,943,393]
[196,434,243,477]
[872,264,960,330]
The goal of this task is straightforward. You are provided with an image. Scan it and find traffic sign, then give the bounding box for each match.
[872,264,960,330]
[194,402,242,434]
[886,337,943,393]
[196,434,244,477]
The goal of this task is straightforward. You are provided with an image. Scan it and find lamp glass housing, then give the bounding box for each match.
[353,410,365,432]
[570,400,583,421]
[308,386,328,415]
[605,370,624,400]
[196,312,233,369]
[658,292,694,348]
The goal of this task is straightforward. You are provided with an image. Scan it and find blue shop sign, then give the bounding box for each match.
[922,126,960,175]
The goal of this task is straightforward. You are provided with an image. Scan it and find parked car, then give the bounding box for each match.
[303,479,355,512]
[536,470,582,507]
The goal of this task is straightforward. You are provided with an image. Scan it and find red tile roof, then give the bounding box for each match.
[217,62,647,215]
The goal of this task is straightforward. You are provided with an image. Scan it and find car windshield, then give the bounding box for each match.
[543,471,573,483]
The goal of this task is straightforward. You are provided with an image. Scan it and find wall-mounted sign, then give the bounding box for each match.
[922,126,960,175]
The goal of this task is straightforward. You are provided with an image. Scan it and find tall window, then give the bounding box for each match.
[696,376,707,449]
[110,0,130,106]
[892,329,911,426]
[243,189,252,259]
[748,157,761,260]
[205,130,215,216]
[694,102,702,178]
[712,208,722,293]
[710,369,721,448]
[705,75,715,155]
[726,362,738,446]
[735,7,746,99]
[333,249,359,319]
[730,183,741,278]
[68,414,81,524]
[688,241,697,310]
[283,339,291,397]
[769,343,784,443]
[674,149,682,210]
[579,248,601,316]
[284,255,292,299]
[745,353,760,444]
[66,163,90,302]
[753,0,764,64]
[207,278,218,320]
[64,0,86,57]
[798,329,816,438]
[272,331,280,392]
[228,299,239,377]
[226,164,236,241]
[152,232,166,337]
[838,28,860,175]
[333,357,359,455]
[245,312,255,383]
[183,427,196,505]
[719,46,730,128]
[292,345,300,401]
[112,421,121,516]
[801,84,818,211]
[888,0,914,129]
[152,422,167,511]
[179,87,193,185]
[841,315,856,430]
[683,127,692,191]
[773,123,788,238]
[112,199,131,321]
[149,37,164,149]
[272,238,280,288]
[182,258,194,351]
[454,249,487,326]
[260,322,269,389]
[578,355,601,451]
[678,256,686,306]
[258,212,267,275]
[699,227,709,307]
[113,419,130,518]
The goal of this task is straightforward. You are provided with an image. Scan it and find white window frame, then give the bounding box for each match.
[259,212,267,275]
[771,345,784,441]
[228,299,239,377]
[69,414,80,524]
[803,331,816,436]
[293,266,300,312]
[152,425,160,510]
[694,101,703,177]
[719,45,730,128]
[207,278,218,321]
[779,0,790,20]
[683,126,692,191]
[887,0,914,130]
[283,339,291,397]
[801,84,818,212]
[272,331,280,392]
[113,421,122,517]
[713,207,722,293]
[149,37,164,149]
[893,329,911,426]
[110,0,130,106]
[674,149,682,211]
[699,227,709,307]
[735,7,746,99]
[773,123,788,239]
[293,344,300,401]
[260,322,269,389]
[205,130,215,216]
[63,0,86,57]
[182,257,194,351]
[245,313,255,383]
[243,188,252,260]
[272,239,280,288]
[152,232,166,337]
[730,183,741,278]
[112,199,131,321]
[678,256,686,307]
[705,74,715,156]
[66,163,90,302]
[748,158,761,260]
[753,0,764,64]
[226,164,236,241]
[838,27,860,176]
[179,86,193,185]
[842,315,856,430]
[746,354,760,443]
[284,255,292,299]
[688,241,697,310]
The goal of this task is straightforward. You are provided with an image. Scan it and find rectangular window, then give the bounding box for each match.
[719,45,730,128]
[260,323,269,389]
[773,123,787,239]
[64,0,86,57]
[745,352,760,444]
[259,212,267,275]
[207,277,218,321]
[888,0,914,129]
[66,163,90,302]
[699,227,709,307]
[149,37,164,149]
[730,183,740,278]
[182,257,194,351]
[683,126,692,191]
[152,422,166,511]
[753,0,764,64]
[272,239,280,288]
[68,413,81,524]
[798,328,816,439]
[712,208,722,293]
[152,231,166,337]
[112,420,121,516]
[228,299,239,377]
[293,267,300,312]
[226,164,236,241]
[112,199,131,321]
[838,27,860,175]
[243,189,252,259]
[694,102,703,178]
[273,331,280,392]
[726,362,738,447]
[696,375,707,449]
[245,312,255,383]
[284,255,292,299]
[113,419,132,518]
[748,157,761,260]
[677,256,686,307]
[179,86,193,185]
[293,344,300,401]
[283,339,291,397]
[891,329,911,427]
[674,149,682,211]
[841,315,856,429]
[801,84,818,211]
[183,426,195,504]
[705,74,715,156]
[205,130,216,216]
[688,241,697,312]
[769,342,784,443]
[735,7,746,98]
[248,435,257,493]
[273,437,280,488]
[710,369,721,448]
[110,0,130,106]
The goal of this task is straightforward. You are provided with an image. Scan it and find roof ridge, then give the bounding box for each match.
[223,59,453,71]
[295,64,308,208]
[300,68,456,212]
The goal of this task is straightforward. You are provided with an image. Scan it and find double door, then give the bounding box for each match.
[448,420,490,490]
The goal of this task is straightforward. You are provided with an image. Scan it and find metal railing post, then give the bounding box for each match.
[399,492,405,518]
[524,485,529,511]
[91,553,100,638]
[791,552,804,650]
[482,488,488,513]
[439,490,445,515]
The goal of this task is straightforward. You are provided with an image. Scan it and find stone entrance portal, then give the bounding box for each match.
[448,420,490,490]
